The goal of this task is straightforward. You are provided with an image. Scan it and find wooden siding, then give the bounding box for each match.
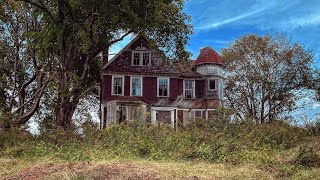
[104,36,178,75]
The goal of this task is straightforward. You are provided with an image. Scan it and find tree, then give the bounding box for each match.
[16,0,192,129]
[0,2,50,128]
[221,34,318,124]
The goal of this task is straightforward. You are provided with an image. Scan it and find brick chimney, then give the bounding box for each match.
[102,47,109,65]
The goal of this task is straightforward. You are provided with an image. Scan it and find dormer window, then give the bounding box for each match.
[133,52,140,65]
[142,52,150,65]
[132,51,151,66]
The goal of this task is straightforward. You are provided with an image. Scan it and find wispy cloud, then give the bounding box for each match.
[203,39,230,44]
[185,0,320,67]
[313,103,320,109]
[197,7,267,30]
[287,14,320,28]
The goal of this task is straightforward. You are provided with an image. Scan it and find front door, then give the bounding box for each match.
[119,106,127,123]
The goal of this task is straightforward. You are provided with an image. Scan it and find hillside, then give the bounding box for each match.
[1,119,320,179]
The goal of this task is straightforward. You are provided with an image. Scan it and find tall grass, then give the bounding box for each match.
[0,118,313,163]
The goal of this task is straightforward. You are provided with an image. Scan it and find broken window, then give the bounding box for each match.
[158,78,169,97]
[112,76,123,95]
[184,80,194,98]
[131,77,142,96]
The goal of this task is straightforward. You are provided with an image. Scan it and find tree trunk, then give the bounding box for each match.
[56,101,77,129]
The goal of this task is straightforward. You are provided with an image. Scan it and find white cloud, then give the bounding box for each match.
[197,7,267,30]
[203,39,230,44]
[188,0,320,32]
[313,103,320,109]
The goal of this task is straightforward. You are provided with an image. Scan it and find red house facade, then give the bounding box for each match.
[100,34,225,128]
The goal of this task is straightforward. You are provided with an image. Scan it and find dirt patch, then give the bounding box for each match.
[4,162,162,180]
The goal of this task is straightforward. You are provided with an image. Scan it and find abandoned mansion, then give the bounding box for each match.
[100,34,225,129]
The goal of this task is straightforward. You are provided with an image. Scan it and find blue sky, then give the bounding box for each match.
[109,0,319,121]
[182,0,320,121]
[184,0,320,67]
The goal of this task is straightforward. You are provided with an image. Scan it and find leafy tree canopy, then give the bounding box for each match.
[222,34,319,123]
[1,0,193,129]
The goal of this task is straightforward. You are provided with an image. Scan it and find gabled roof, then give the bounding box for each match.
[194,47,223,65]
[101,34,151,70]
[101,33,179,75]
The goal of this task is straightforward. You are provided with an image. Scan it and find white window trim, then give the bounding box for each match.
[183,79,195,99]
[157,77,170,97]
[111,75,124,96]
[130,76,143,96]
[131,51,151,66]
[208,79,218,91]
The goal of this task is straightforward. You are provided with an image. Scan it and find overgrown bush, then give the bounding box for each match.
[0,116,314,165]
[295,146,320,168]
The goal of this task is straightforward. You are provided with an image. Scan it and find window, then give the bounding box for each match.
[158,78,169,97]
[208,79,217,90]
[131,76,142,96]
[184,80,195,98]
[133,52,140,65]
[112,76,123,95]
[142,52,150,65]
[132,51,150,66]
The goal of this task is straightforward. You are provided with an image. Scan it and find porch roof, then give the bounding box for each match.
[152,98,220,109]
[112,96,147,105]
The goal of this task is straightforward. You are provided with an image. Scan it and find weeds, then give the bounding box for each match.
[1,118,320,179]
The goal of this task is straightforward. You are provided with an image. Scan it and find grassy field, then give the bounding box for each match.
[0,158,276,179]
[1,156,320,179]
[1,119,320,179]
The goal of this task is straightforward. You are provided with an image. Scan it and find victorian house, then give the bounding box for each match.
[100,34,225,129]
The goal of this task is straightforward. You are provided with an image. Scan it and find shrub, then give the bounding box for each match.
[295,146,320,168]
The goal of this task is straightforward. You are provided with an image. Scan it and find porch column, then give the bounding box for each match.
[205,110,208,120]
[101,104,104,129]
[170,110,174,128]
[151,108,157,123]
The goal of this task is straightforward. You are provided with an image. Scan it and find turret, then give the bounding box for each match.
[194,47,225,100]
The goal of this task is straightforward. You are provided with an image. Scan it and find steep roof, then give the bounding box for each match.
[194,47,223,65]
[101,34,178,75]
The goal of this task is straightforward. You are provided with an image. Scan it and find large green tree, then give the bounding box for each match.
[221,34,318,123]
[14,0,192,129]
